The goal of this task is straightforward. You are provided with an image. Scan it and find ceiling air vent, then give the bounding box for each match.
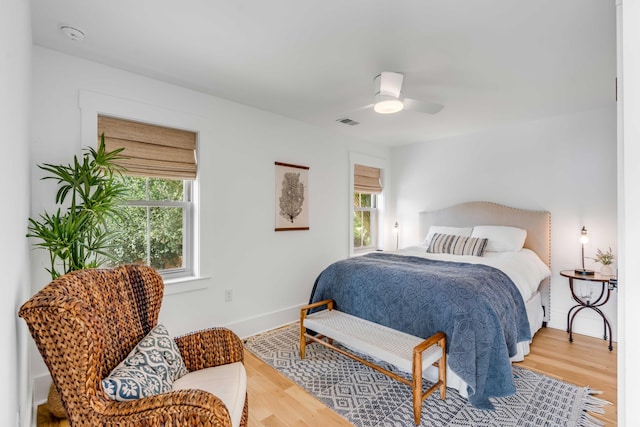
[336,117,359,126]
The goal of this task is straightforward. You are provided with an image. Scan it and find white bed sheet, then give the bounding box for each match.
[394,246,551,303]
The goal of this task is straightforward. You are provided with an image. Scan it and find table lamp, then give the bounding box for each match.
[393,221,399,250]
[575,226,594,276]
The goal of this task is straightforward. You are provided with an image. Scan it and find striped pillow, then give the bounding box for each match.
[426,233,488,256]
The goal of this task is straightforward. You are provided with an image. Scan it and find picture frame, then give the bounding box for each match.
[275,161,309,231]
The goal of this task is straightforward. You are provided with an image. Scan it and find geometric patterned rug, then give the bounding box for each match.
[244,324,609,427]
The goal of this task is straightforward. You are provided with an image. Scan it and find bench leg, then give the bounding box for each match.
[412,361,422,425]
[412,332,447,424]
[438,353,446,400]
[437,333,446,400]
[412,339,425,425]
[299,299,335,359]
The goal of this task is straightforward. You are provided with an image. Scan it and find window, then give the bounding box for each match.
[353,164,382,252]
[99,115,197,280]
[354,192,378,250]
[107,176,193,278]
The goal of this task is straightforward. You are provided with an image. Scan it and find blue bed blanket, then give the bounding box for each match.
[308,252,531,409]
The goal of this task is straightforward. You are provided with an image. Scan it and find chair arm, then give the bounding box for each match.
[94,389,234,426]
[175,327,244,371]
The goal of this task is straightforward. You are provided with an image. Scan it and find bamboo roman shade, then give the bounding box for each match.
[98,115,197,179]
[354,164,382,194]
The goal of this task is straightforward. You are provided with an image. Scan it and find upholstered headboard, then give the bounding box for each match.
[418,201,551,323]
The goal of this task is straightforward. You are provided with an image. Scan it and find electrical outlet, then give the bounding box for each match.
[224,289,232,302]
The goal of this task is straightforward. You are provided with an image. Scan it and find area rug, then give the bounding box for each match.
[244,323,609,427]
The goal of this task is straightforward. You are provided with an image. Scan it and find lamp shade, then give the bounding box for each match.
[579,226,589,244]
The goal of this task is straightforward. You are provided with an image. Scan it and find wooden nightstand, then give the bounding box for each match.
[560,270,615,351]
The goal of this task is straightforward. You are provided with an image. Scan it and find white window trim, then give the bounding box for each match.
[79,90,204,293]
[349,152,389,257]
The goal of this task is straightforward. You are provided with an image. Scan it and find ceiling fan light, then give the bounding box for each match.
[374,99,404,114]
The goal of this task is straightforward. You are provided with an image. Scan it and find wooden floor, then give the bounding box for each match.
[37,327,617,427]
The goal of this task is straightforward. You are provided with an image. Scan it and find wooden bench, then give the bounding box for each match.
[300,299,446,425]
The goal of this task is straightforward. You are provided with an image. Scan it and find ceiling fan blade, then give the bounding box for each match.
[403,98,445,114]
[375,72,404,98]
[340,103,374,116]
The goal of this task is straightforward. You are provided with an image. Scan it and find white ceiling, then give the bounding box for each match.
[30,0,616,147]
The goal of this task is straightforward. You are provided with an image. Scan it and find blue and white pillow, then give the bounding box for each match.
[102,362,167,401]
[135,323,188,382]
[102,324,188,401]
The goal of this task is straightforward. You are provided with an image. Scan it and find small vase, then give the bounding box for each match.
[600,265,613,276]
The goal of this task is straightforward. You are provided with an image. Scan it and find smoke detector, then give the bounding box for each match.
[59,26,85,42]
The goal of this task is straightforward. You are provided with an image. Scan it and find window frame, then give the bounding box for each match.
[349,153,388,257]
[353,192,379,252]
[80,90,203,290]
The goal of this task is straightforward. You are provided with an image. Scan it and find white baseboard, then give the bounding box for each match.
[224,303,302,340]
[32,374,51,407]
[548,308,618,342]
[26,374,51,427]
[20,380,33,427]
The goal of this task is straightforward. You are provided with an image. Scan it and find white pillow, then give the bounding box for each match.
[424,226,473,247]
[471,225,527,252]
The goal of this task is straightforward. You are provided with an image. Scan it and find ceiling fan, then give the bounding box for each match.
[366,71,444,115]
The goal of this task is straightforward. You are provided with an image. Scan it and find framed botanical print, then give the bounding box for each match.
[274,161,309,231]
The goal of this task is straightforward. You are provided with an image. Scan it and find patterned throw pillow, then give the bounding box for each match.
[426,233,488,256]
[136,324,188,382]
[102,362,167,401]
[102,324,188,401]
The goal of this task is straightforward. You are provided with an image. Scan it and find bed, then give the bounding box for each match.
[308,201,551,409]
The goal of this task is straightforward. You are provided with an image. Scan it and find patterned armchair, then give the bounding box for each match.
[19,265,248,426]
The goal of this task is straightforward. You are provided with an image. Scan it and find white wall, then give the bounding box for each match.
[390,107,617,339]
[1,0,32,425]
[28,47,389,385]
[619,1,640,424]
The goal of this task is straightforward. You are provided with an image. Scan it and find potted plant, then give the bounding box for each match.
[591,247,615,276]
[27,135,127,418]
[27,135,127,280]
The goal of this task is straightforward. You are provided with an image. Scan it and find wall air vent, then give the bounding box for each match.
[336,117,360,126]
